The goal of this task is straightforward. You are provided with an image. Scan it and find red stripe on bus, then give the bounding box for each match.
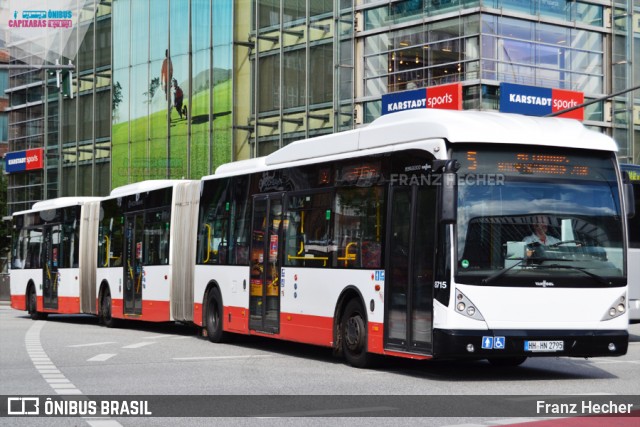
[11,294,26,311]
[199,304,430,361]
[368,321,384,354]
[41,297,81,314]
[109,299,171,322]
[276,312,334,346]
[193,302,202,326]
[224,305,249,333]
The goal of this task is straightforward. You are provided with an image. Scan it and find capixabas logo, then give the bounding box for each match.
[7,397,40,415]
[8,8,73,29]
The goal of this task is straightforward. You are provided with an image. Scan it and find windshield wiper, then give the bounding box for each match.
[532,263,611,286]
[481,258,527,285]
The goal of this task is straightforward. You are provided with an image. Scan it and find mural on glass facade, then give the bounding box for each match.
[111,0,232,188]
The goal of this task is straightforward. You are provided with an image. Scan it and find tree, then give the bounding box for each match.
[112,81,122,118]
[143,77,160,104]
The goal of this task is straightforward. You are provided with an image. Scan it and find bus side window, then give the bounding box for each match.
[26,228,43,269]
[231,177,251,266]
[13,228,28,269]
[334,187,384,269]
[110,223,124,267]
[99,203,124,268]
[284,192,334,267]
[144,211,170,266]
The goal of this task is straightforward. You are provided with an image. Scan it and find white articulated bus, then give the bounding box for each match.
[620,163,640,322]
[194,109,631,367]
[10,197,101,319]
[95,180,200,326]
[10,110,632,368]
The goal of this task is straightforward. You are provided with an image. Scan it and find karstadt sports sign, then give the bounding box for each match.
[5,148,44,174]
[382,83,462,115]
[499,83,584,120]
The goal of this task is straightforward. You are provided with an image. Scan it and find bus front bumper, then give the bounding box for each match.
[433,329,628,359]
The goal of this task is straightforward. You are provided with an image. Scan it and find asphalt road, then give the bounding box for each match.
[1,303,638,426]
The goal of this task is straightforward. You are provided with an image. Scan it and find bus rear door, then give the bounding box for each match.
[124,213,144,315]
[249,195,283,334]
[42,224,61,310]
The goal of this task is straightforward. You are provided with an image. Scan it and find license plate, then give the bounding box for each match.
[524,340,564,352]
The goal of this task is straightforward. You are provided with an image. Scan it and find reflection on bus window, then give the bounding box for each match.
[144,210,170,265]
[334,187,384,269]
[98,200,124,267]
[198,176,251,266]
[25,228,43,269]
[284,192,334,267]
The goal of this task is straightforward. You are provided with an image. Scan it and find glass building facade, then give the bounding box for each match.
[111,0,233,187]
[248,0,638,162]
[4,0,640,214]
[5,0,111,213]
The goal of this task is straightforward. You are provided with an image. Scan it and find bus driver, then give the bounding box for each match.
[523,216,559,246]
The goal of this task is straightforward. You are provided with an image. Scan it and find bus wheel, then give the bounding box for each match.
[205,287,228,343]
[101,288,118,328]
[342,299,372,368]
[28,287,48,321]
[487,356,527,367]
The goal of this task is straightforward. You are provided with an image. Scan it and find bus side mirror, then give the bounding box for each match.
[623,172,635,219]
[433,160,459,224]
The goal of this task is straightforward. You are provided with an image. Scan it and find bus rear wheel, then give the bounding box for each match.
[205,287,228,343]
[100,288,118,328]
[28,287,48,321]
[342,299,374,368]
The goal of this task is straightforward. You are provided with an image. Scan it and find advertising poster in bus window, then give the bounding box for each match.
[269,234,278,262]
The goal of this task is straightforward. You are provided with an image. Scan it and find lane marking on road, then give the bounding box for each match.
[26,322,82,395]
[173,354,274,361]
[68,341,117,348]
[142,334,174,339]
[122,341,156,349]
[87,353,117,362]
[25,321,123,426]
[85,420,125,427]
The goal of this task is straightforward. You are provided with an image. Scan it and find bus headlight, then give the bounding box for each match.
[455,290,485,321]
[602,295,626,321]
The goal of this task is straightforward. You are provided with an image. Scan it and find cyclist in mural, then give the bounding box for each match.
[172,78,187,120]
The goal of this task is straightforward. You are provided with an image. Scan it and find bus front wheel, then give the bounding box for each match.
[28,287,48,321]
[205,287,228,343]
[342,299,373,368]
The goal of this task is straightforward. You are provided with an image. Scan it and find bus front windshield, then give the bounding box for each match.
[454,145,625,288]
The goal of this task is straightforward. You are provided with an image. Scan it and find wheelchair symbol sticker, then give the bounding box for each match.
[494,337,505,349]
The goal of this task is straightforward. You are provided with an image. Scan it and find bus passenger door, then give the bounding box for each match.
[124,214,144,315]
[385,185,436,354]
[42,225,60,310]
[249,195,282,334]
